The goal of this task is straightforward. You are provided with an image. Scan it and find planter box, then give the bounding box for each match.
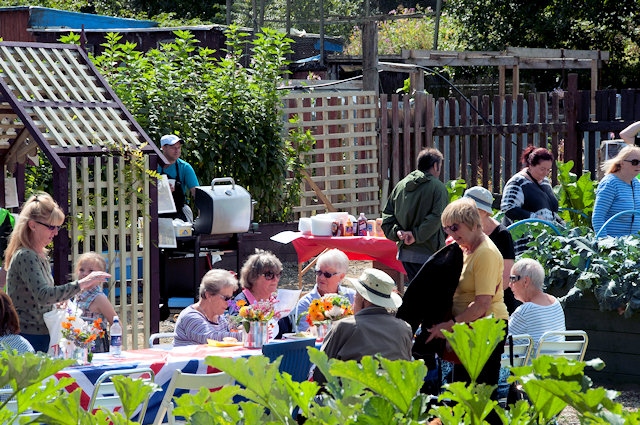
[564,293,640,385]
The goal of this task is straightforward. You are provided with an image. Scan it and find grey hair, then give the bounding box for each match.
[199,269,238,299]
[511,258,545,290]
[316,248,349,273]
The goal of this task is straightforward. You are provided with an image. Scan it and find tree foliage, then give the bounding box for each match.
[440,0,640,88]
[90,26,312,222]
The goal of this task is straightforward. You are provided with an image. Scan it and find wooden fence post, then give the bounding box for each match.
[566,73,579,173]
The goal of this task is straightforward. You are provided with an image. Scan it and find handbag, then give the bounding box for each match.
[506,335,528,405]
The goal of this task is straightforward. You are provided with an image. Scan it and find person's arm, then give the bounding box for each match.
[620,121,640,144]
[14,250,81,305]
[427,294,493,340]
[412,184,448,245]
[181,162,200,195]
[501,177,533,221]
[381,195,401,241]
[592,178,615,235]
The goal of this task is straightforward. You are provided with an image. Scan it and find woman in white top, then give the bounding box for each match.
[508,258,565,352]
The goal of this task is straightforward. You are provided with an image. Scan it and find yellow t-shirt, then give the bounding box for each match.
[452,237,509,320]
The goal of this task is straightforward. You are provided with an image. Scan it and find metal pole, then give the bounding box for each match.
[319,0,325,66]
[433,0,442,50]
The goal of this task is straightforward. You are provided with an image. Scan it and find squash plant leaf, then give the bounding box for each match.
[443,316,505,383]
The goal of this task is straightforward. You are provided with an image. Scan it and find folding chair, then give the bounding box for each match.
[88,367,156,420]
[152,369,234,425]
[500,334,534,369]
[262,338,316,382]
[534,330,589,361]
[149,332,176,349]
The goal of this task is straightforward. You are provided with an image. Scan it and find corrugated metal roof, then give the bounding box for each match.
[0,41,159,170]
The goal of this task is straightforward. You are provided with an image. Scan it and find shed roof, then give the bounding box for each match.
[0,41,160,171]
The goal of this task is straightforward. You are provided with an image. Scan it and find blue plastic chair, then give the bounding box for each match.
[262,338,316,382]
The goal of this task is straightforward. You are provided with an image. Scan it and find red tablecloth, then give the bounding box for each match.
[290,234,405,275]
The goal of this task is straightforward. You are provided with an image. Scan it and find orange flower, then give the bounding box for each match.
[236,299,247,308]
[62,321,73,330]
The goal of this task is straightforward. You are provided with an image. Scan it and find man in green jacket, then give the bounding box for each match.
[382,148,448,283]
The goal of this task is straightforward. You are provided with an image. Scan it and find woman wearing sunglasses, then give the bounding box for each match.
[4,192,110,353]
[290,249,356,332]
[508,258,565,353]
[592,145,640,237]
[427,198,508,423]
[232,249,288,337]
[174,269,239,347]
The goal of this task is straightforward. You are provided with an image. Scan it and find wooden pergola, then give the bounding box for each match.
[0,41,165,348]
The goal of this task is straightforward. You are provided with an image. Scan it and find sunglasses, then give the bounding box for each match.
[442,223,459,234]
[509,275,522,283]
[315,269,339,279]
[34,220,62,231]
[624,159,640,166]
[215,294,233,302]
[261,271,282,280]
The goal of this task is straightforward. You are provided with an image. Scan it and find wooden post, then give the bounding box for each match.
[565,73,579,173]
[498,66,505,98]
[362,21,378,94]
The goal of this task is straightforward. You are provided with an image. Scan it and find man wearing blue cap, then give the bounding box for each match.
[157,134,200,222]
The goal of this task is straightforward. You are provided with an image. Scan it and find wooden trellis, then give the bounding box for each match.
[281,91,380,218]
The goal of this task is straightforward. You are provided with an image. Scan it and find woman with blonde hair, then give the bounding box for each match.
[4,193,110,353]
[427,198,508,423]
[592,145,640,237]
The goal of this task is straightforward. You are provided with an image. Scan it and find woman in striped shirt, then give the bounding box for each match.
[592,145,640,237]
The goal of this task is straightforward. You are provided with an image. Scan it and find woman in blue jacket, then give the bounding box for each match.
[592,145,640,237]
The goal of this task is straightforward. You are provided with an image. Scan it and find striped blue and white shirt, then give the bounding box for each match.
[508,298,566,353]
[592,174,640,237]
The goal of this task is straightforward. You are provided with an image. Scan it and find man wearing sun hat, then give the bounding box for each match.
[157,134,200,222]
[312,268,413,384]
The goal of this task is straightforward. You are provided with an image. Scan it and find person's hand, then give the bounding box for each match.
[398,230,415,245]
[426,320,454,343]
[79,271,111,291]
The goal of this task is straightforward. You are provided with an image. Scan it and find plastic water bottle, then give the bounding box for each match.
[110,316,122,357]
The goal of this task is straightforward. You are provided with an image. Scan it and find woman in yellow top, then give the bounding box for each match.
[428,198,508,409]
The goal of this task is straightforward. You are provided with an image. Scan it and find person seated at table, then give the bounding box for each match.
[291,249,356,332]
[508,258,565,353]
[0,290,34,354]
[174,269,240,347]
[232,249,290,338]
[312,268,412,385]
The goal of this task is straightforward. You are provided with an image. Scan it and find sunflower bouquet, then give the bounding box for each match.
[305,294,353,327]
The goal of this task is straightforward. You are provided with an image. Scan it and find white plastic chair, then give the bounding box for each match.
[148,332,176,349]
[152,369,234,425]
[534,330,589,361]
[0,387,44,424]
[88,367,156,420]
[501,334,534,369]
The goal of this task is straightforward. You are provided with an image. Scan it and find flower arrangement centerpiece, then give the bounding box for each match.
[61,316,105,349]
[306,294,354,327]
[230,294,279,348]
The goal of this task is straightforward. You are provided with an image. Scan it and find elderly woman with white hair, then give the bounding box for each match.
[291,248,356,332]
[508,258,565,351]
[174,269,240,347]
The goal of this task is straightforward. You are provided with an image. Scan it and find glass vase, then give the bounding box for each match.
[315,322,332,341]
[243,321,268,348]
[72,346,90,365]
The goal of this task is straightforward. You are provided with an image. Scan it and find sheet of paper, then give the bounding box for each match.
[270,231,303,244]
[157,175,177,214]
[3,177,18,208]
[275,288,302,318]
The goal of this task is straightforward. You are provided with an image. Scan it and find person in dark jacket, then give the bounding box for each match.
[381,148,448,283]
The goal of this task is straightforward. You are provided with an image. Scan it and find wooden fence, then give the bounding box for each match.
[283,75,640,218]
